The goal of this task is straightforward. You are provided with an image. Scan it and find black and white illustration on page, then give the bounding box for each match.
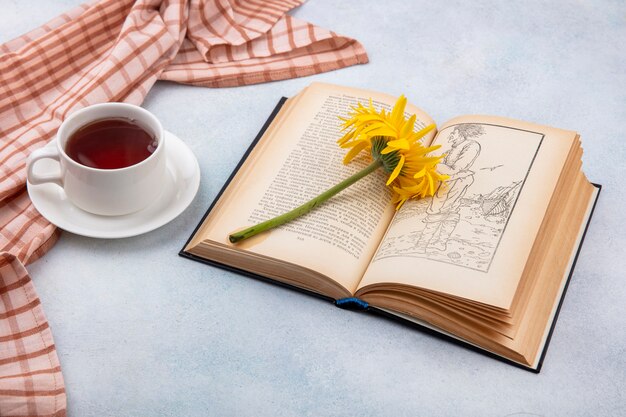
[373,123,544,272]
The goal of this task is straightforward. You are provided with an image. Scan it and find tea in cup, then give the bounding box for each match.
[27,103,166,216]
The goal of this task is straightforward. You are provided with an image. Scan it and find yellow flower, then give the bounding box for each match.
[229,94,449,243]
[338,95,448,209]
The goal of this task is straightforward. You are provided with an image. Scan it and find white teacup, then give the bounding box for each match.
[27,103,166,216]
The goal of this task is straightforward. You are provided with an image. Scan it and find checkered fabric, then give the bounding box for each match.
[0,1,367,415]
[0,255,64,416]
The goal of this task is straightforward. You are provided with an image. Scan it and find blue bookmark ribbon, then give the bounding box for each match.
[335,297,369,311]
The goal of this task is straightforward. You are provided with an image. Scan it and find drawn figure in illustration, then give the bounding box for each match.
[415,124,484,253]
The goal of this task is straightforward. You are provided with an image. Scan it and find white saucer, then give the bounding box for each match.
[27,131,200,239]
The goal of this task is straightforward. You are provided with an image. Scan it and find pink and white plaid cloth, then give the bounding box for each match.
[0,1,367,414]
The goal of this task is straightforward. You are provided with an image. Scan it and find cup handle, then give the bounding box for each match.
[27,147,64,187]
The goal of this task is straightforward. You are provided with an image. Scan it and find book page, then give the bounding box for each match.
[194,83,436,295]
[357,115,576,308]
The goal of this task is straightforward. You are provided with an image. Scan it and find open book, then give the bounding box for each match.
[181,83,600,371]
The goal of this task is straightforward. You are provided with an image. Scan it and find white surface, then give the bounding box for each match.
[2,1,625,416]
[27,131,200,238]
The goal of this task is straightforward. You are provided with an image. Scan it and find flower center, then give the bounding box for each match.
[371,136,400,173]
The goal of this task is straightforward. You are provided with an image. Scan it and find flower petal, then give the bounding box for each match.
[410,124,436,142]
[386,154,405,185]
[413,167,426,178]
[427,172,435,195]
[400,114,416,138]
[395,198,408,210]
[386,138,410,150]
[343,141,369,164]
[391,95,407,125]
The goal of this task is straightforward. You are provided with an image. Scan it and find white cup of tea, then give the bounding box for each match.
[27,103,166,216]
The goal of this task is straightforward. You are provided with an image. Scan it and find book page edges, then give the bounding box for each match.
[374,184,599,370]
[529,183,599,369]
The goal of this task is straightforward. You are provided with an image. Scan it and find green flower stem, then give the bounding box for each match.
[229,160,383,244]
